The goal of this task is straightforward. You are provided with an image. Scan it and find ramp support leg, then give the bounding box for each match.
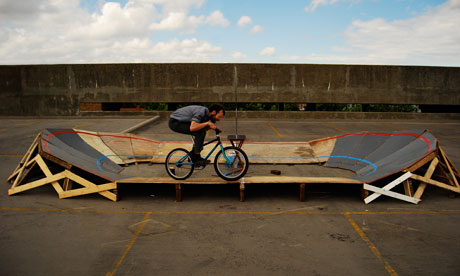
[175,184,182,202]
[299,183,306,202]
[239,183,245,202]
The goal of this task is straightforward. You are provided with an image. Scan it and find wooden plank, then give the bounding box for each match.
[117,176,363,185]
[59,183,117,199]
[8,172,66,195]
[39,151,72,169]
[299,183,305,202]
[75,129,124,164]
[8,132,41,181]
[411,174,460,194]
[364,172,412,204]
[35,155,64,195]
[437,164,454,186]
[439,146,459,188]
[414,157,439,199]
[439,146,460,176]
[63,171,117,201]
[404,151,437,173]
[364,184,421,204]
[15,160,42,188]
[175,184,182,202]
[11,155,38,187]
[63,178,73,191]
[403,179,414,197]
[11,143,38,187]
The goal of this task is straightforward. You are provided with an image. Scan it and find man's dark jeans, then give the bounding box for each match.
[169,118,206,154]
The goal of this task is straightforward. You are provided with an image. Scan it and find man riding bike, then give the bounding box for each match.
[168,104,225,167]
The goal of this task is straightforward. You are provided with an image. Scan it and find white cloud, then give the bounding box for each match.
[0,0,230,64]
[237,16,252,27]
[259,47,276,56]
[338,0,460,65]
[286,0,460,65]
[150,10,229,33]
[249,25,263,34]
[205,10,230,27]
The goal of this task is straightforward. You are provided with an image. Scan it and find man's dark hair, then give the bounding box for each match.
[208,103,225,115]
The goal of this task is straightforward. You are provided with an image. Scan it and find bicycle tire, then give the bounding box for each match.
[165,148,194,180]
[214,146,249,181]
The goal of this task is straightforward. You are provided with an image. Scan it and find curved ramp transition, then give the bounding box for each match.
[8,128,459,203]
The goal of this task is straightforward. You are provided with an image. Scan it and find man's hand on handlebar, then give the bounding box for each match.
[208,121,218,130]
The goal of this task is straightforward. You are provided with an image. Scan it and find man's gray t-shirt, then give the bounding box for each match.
[170,105,210,123]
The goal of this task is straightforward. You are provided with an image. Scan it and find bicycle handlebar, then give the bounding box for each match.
[215,129,222,135]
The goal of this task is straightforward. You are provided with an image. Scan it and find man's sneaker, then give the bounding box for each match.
[191,153,207,167]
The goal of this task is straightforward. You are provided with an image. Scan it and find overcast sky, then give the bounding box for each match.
[0,0,459,66]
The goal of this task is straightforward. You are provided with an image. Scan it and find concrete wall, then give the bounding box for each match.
[1,63,459,115]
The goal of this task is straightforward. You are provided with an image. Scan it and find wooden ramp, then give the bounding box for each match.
[7,128,460,204]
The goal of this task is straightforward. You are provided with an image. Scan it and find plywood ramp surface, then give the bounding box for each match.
[75,129,124,164]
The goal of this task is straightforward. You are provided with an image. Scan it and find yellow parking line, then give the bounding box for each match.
[106,212,152,276]
[14,119,46,127]
[324,123,347,133]
[0,154,23,158]
[73,119,101,129]
[383,123,401,131]
[267,122,283,137]
[344,213,398,276]
[0,120,46,131]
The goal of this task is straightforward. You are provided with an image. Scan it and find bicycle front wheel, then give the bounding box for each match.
[165,148,194,180]
[214,146,249,181]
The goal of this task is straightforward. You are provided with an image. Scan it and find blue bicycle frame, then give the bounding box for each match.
[175,135,230,166]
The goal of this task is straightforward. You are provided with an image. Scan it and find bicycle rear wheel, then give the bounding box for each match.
[165,148,194,180]
[214,146,249,181]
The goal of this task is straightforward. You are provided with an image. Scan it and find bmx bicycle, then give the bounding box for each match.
[165,129,249,181]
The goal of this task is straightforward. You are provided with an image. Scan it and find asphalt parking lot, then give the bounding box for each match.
[1,116,460,276]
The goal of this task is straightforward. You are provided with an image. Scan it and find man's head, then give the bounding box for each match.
[208,104,225,123]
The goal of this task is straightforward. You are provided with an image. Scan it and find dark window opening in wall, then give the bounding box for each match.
[419,105,460,113]
[80,102,458,113]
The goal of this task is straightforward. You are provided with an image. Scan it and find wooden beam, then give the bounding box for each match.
[410,173,460,194]
[404,151,437,173]
[11,143,38,187]
[240,183,245,202]
[414,157,439,199]
[175,184,182,202]
[15,161,38,186]
[439,146,459,188]
[403,179,414,197]
[35,155,64,195]
[364,183,421,204]
[8,133,40,181]
[59,183,117,199]
[116,176,362,184]
[299,183,305,202]
[8,172,66,195]
[63,170,117,201]
[364,172,412,204]
[439,146,460,176]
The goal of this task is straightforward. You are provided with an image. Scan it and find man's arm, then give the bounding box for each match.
[190,121,217,132]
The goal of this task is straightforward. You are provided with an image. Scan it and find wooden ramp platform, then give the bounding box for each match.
[7,128,459,204]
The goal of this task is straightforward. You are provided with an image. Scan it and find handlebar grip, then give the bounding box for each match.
[215,129,222,134]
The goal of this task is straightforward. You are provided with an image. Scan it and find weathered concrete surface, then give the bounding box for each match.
[2,118,460,275]
[1,63,459,115]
